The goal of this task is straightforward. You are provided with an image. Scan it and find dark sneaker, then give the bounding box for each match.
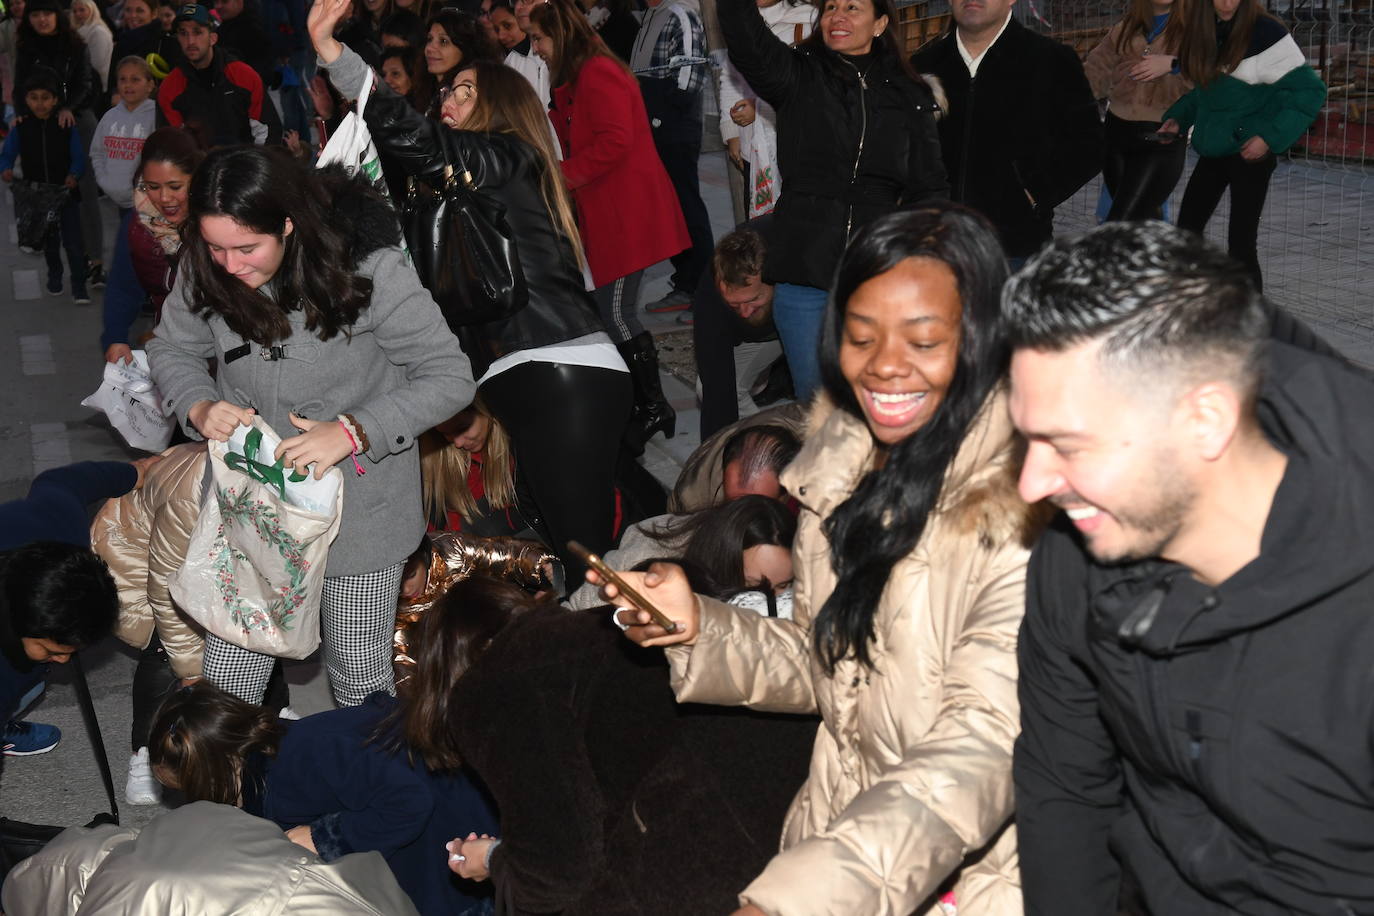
[73,289,91,305]
[644,288,692,313]
[46,277,62,296]
[3,720,60,756]
[675,308,695,326]
[87,261,106,288]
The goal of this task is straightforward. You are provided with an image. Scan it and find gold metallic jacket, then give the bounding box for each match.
[666,388,1042,916]
[90,443,209,679]
[394,531,560,685]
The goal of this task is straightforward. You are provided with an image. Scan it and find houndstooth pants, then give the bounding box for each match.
[202,563,404,708]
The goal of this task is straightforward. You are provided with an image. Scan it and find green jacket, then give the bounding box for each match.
[1165,64,1326,157]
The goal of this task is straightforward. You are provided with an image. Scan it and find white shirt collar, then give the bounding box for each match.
[955,11,1013,78]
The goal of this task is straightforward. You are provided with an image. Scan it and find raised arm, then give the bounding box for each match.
[717,0,804,110]
[318,25,517,187]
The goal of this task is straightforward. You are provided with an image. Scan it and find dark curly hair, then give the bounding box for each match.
[180,146,378,346]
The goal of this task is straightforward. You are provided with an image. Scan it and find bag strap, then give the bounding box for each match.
[223,427,308,500]
[69,652,119,824]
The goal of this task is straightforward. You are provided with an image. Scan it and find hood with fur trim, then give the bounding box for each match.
[784,385,1044,551]
[315,165,402,270]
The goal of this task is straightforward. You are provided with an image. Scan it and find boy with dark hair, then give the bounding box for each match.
[0,67,90,303]
[0,458,157,756]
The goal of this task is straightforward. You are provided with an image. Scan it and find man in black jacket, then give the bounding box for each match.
[157,3,282,146]
[1004,221,1374,914]
[910,1,1102,261]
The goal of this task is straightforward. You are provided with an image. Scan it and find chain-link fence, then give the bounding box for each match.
[900,0,1374,363]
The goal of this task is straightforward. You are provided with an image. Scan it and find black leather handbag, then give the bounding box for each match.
[402,138,528,329]
[0,653,119,884]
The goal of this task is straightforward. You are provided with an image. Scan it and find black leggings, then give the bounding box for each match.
[481,361,633,588]
[1102,112,1187,222]
[1177,151,1278,291]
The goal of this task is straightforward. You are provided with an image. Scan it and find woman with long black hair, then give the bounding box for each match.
[1084,0,1191,220]
[147,147,474,708]
[1159,0,1325,289]
[713,0,946,403]
[311,0,632,588]
[599,204,1040,915]
[411,6,500,115]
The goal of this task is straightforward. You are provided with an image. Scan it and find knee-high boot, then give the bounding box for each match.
[617,332,677,456]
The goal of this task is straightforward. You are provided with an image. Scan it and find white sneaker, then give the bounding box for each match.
[278,706,302,720]
[125,747,162,806]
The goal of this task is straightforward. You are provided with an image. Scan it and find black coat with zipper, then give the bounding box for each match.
[14,33,96,117]
[718,0,947,290]
[911,18,1102,258]
[1014,340,1374,915]
[327,45,604,377]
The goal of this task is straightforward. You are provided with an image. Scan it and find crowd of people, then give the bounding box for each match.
[0,0,1359,911]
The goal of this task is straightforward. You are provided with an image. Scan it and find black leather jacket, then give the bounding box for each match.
[336,46,604,372]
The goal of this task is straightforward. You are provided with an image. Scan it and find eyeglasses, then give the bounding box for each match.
[439,81,477,104]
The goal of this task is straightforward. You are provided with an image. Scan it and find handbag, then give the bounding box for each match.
[0,653,119,885]
[169,418,344,660]
[401,137,528,329]
[10,180,71,251]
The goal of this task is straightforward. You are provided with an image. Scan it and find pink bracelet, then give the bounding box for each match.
[337,419,367,476]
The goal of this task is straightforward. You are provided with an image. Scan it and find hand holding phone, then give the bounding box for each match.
[569,541,679,632]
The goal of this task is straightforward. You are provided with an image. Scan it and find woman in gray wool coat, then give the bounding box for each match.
[147,146,475,709]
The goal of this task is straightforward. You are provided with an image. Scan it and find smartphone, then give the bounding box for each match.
[1145,131,1178,144]
[568,540,679,633]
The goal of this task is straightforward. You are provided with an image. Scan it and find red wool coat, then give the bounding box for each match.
[550,55,690,288]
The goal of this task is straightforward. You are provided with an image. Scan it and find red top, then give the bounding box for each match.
[550,56,691,288]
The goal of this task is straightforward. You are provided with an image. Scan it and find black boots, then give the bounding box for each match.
[617,332,677,456]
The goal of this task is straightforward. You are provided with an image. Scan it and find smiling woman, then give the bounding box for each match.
[601,204,1044,915]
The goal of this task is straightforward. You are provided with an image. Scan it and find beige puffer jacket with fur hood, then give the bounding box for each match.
[90,442,208,678]
[666,386,1040,916]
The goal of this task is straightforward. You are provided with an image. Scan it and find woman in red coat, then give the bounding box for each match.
[530,0,690,454]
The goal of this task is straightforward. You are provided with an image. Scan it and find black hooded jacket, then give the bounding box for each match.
[911,17,1102,258]
[1014,340,1374,914]
[718,0,948,290]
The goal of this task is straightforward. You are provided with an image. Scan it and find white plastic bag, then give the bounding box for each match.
[745,120,779,219]
[169,417,344,659]
[80,350,175,452]
[315,68,386,195]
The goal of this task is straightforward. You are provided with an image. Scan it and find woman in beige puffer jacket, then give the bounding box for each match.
[91,441,208,803]
[605,206,1044,916]
[91,441,208,680]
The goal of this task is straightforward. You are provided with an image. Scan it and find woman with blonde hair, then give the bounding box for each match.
[69,0,112,92]
[419,401,530,538]
[312,0,631,589]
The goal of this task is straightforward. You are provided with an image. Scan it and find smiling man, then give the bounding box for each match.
[1004,221,1374,914]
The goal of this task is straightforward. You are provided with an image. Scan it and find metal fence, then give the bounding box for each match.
[900,0,1374,363]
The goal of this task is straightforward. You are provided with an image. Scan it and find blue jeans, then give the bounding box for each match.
[772,282,829,402]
